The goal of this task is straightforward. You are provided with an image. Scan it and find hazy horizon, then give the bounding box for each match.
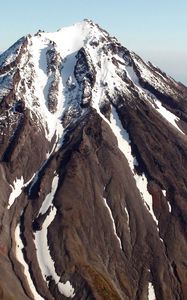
[0,0,186,85]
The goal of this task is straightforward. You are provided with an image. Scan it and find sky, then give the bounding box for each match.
[0,0,186,85]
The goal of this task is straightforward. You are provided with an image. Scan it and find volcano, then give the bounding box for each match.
[0,20,187,300]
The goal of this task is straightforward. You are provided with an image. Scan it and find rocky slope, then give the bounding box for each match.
[0,20,187,300]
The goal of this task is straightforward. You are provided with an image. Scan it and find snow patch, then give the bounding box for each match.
[168,202,171,213]
[8,177,24,209]
[15,222,44,300]
[162,190,166,197]
[148,282,156,300]
[160,237,164,243]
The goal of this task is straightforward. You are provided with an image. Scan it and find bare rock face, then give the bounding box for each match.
[0,20,187,300]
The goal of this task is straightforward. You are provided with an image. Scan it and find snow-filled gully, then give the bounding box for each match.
[125,64,184,135]
[34,174,75,298]
[15,221,44,300]
[109,107,159,229]
[29,38,64,143]
[14,174,75,299]
[148,282,156,300]
[103,197,122,249]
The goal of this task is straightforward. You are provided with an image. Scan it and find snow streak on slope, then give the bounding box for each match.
[34,174,75,298]
[103,197,122,249]
[124,207,130,229]
[15,222,44,300]
[110,107,136,170]
[134,174,158,225]
[110,107,158,225]
[131,52,175,96]
[162,190,171,213]
[168,202,172,213]
[154,99,184,134]
[38,175,59,215]
[125,62,184,134]
[148,282,156,300]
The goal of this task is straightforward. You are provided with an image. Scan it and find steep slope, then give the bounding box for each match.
[0,20,187,300]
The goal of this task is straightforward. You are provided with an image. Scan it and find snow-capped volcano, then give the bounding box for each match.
[0,20,187,300]
[1,20,186,146]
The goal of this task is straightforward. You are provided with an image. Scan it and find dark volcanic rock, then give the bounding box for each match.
[0,20,187,300]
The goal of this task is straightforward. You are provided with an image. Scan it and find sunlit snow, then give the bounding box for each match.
[162,190,166,197]
[110,107,134,170]
[125,61,184,135]
[148,282,156,300]
[109,107,158,225]
[154,99,183,134]
[168,202,171,213]
[38,175,59,215]
[103,197,122,249]
[34,174,75,298]
[15,222,44,300]
[8,177,24,209]
[124,207,130,230]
